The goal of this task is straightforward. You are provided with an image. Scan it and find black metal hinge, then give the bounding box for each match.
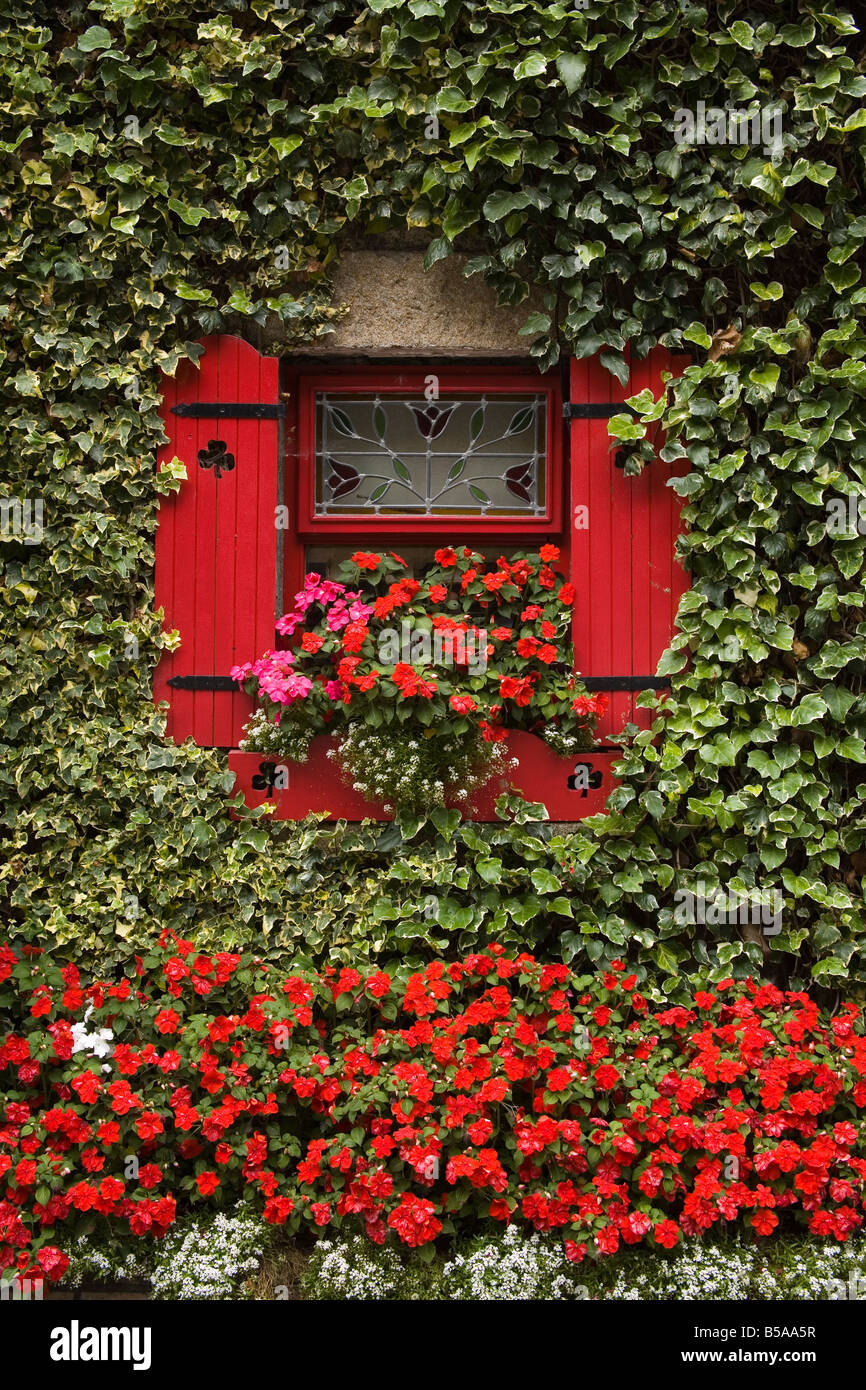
[563,403,638,420]
[583,676,671,691]
[168,675,237,691]
[171,403,286,420]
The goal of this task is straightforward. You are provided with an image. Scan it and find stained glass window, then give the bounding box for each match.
[314,394,547,516]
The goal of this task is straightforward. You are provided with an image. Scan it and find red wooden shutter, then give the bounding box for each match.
[154,335,281,747]
[569,348,689,740]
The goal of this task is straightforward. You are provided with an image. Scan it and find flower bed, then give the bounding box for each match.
[3,935,866,1288]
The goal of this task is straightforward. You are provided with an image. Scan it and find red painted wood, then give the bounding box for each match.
[296,365,562,537]
[570,350,689,739]
[228,734,618,823]
[154,366,183,734]
[154,335,280,747]
[280,363,308,620]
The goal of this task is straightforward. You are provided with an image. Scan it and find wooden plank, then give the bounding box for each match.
[628,351,653,732]
[191,336,221,744]
[167,353,202,743]
[153,370,177,733]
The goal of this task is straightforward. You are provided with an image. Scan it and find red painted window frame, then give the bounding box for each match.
[293,364,563,538]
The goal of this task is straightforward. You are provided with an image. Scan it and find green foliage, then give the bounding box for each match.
[1,1,865,993]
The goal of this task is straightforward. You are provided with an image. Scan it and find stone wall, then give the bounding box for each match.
[297,250,546,358]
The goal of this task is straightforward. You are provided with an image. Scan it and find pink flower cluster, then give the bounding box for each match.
[230,576,372,705]
[229,649,312,707]
[275,573,372,638]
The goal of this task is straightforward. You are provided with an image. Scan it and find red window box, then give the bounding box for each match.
[228,734,619,824]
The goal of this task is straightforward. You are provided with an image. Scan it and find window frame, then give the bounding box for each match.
[293,363,563,537]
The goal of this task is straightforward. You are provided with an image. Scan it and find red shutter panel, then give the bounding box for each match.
[569,348,689,740]
[154,335,281,747]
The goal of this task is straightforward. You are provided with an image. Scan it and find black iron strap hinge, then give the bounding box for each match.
[165,674,670,694]
[168,675,237,691]
[563,403,638,420]
[171,403,286,420]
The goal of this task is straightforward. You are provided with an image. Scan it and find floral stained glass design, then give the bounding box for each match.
[314,394,547,516]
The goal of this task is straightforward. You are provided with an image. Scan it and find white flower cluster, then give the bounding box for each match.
[609,1244,756,1301]
[766,1242,866,1300]
[606,1239,866,1301]
[240,707,313,762]
[63,1235,152,1288]
[333,725,507,811]
[303,1236,410,1301]
[71,1006,114,1063]
[149,1210,265,1301]
[443,1226,587,1301]
[541,724,594,757]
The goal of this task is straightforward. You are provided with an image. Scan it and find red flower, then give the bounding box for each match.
[14,1158,37,1187]
[449,694,477,714]
[71,1071,102,1104]
[539,544,560,563]
[300,632,325,653]
[386,1193,442,1248]
[351,552,382,570]
[341,621,369,654]
[653,1220,680,1249]
[595,1225,620,1255]
[594,1064,620,1090]
[434,547,457,567]
[311,1201,331,1227]
[36,1247,69,1283]
[135,1111,164,1141]
[264,1196,295,1224]
[751,1208,779,1236]
[196,1171,220,1196]
[428,584,448,602]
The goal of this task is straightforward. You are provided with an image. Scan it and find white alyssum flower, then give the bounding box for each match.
[443,1226,587,1301]
[63,1235,153,1288]
[304,1236,409,1300]
[604,1240,866,1302]
[149,1210,266,1301]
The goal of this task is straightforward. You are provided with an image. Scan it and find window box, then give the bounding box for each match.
[228,733,618,823]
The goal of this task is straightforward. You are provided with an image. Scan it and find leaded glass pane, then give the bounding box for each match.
[314,393,547,515]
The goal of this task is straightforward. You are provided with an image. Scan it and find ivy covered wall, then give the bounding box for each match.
[2,0,865,997]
